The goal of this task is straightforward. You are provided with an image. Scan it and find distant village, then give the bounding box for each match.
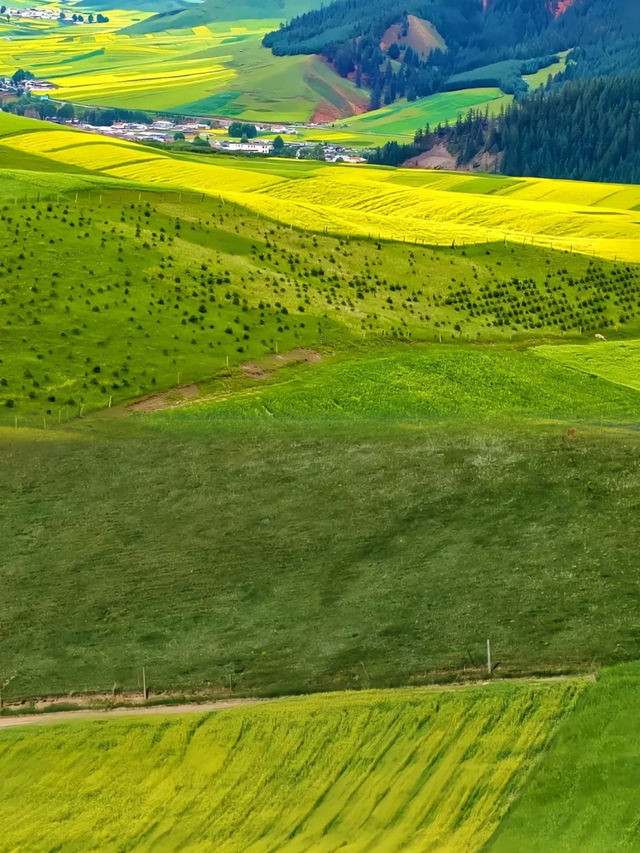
[0,6,107,23]
[0,75,56,95]
[37,115,368,163]
[0,63,368,163]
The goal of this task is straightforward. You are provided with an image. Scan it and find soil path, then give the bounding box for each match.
[0,698,265,730]
[0,673,591,730]
[126,349,322,414]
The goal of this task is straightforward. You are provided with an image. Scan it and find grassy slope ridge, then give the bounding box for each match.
[489,663,640,852]
[0,682,581,852]
[535,339,640,392]
[168,346,640,421]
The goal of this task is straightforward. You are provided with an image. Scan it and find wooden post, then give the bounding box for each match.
[142,666,148,700]
[486,639,492,675]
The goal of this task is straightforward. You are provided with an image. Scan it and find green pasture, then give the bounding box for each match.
[522,50,570,90]
[313,88,511,147]
[4,388,640,699]
[490,662,640,851]
[169,346,640,423]
[535,338,640,392]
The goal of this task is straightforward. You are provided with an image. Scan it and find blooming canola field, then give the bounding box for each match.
[0,683,581,852]
[3,115,640,262]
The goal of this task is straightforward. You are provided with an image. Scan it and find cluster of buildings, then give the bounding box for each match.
[0,6,90,21]
[1,6,59,20]
[5,110,367,163]
[88,118,211,144]
[0,76,56,95]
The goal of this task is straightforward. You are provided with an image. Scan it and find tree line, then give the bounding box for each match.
[370,71,640,185]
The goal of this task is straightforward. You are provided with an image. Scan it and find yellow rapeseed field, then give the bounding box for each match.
[3,115,640,262]
[0,683,583,852]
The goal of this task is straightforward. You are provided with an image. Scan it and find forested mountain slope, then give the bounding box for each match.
[264,0,640,109]
[389,71,640,184]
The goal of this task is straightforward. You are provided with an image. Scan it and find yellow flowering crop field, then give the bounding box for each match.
[0,11,367,121]
[3,113,640,262]
[0,682,582,852]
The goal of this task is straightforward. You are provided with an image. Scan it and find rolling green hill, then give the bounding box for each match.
[124,0,319,36]
[1,118,640,704]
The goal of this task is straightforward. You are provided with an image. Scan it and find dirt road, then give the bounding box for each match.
[0,674,589,731]
[0,698,265,730]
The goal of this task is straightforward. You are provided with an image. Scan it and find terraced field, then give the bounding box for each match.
[0,683,582,851]
[0,6,366,121]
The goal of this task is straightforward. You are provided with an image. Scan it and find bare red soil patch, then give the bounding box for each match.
[381,15,446,57]
[241,348,321,379]
[550,0,575,17]
[128,383,199,413]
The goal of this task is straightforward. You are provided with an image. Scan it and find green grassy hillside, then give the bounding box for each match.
[3,177,638,425]
[168,346,640,422]
[535,339,640,392]
[5,404,640,699]
[0,682,582,851]
[489,662,640,852]
[1,125,640,703]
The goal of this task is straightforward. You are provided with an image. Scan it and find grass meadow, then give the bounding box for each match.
[0,682,582,851]
[489,662,640,851]
[535,338,640,392]
[4,409,640,699]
